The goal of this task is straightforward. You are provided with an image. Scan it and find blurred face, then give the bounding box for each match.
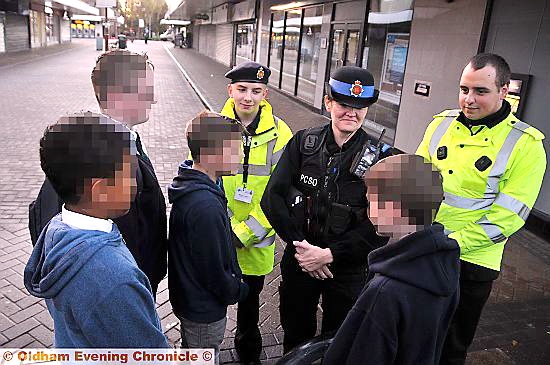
[228,82,267,119]
[367,192,409,237]
[89,153,137,218]
[200,137,243,176]
[102,65,155,126]
[324,96,368,135]
[459,64,508,120]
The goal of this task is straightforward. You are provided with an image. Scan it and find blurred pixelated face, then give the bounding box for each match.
[228,82,267,119]
[101,65,155,126]
[367,191,410,237]
[221,137,244,175]
[90,153,137,217]
[459,64,508,120]
[324,96,368,135]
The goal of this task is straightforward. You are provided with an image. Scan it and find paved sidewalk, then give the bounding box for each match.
[0,40,549,365]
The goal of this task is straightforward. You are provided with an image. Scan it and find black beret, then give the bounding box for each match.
[325,66,379,108]
[225,61,271,84]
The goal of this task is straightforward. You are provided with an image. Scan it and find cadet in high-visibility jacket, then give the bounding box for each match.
[221,61,293,364]
[416,53,546,365]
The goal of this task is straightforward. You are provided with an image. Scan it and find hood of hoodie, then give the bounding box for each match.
[24,214,124,299]
[168,161,226,204]
[367,223,460,297]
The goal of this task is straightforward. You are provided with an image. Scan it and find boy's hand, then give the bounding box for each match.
[293,240,333,271]
[307,265,334,280]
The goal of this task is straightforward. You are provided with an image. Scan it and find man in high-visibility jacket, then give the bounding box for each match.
[221,61,293,365]
[417,53,546,365]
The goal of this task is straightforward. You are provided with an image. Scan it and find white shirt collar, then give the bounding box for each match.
[61,205,113,233]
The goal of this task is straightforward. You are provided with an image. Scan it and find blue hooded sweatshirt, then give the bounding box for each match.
[167,162,248,323]
[323,223,460,365]
[24,214,169,348]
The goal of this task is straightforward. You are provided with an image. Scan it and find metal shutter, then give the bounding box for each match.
[215,24,233,66]
[5,14,29,52]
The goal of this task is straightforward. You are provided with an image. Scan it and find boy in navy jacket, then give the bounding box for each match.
[24,113,168,348]
[168,111,249,364]
[324,154,460,365]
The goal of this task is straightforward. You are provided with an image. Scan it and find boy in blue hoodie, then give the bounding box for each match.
[168,111,249,364]
[24,112,169,348]
[323,154,460,365]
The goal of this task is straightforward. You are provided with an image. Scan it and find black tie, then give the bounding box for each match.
[135,132,151,164]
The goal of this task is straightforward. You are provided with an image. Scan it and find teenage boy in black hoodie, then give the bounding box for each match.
[168,111,249,365]
[323,154,460,365]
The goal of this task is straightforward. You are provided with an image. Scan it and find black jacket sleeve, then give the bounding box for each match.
[324,276,398,365]
[261,132,305,244]
[187,201,248,305]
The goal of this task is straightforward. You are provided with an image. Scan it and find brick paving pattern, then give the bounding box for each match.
[0,39,549,364]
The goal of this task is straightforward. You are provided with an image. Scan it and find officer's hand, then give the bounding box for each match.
[307,265,334,280]
[294,241,333,271]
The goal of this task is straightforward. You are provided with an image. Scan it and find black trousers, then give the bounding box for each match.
[235,274,265,362]
[279,249,365,354]
[440,277,494,365]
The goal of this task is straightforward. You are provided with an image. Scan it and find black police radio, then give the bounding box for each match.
[350,128,386,179]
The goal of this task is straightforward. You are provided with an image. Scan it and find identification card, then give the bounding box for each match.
[234,187,254,204]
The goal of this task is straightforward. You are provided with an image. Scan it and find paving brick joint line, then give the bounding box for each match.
[0,39,549,365]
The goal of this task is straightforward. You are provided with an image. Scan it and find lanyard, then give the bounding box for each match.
[242,134,252,187]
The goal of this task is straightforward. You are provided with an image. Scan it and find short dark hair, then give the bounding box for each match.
[91,50,154,105]
[187,110,245,163]
[468,53,511,88]
[40,112,134,205]
[364,154,444,228]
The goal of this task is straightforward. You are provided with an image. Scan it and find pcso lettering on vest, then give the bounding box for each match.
[300,173,318,187]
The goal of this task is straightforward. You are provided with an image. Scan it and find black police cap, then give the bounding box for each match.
[225,61,271,84]
[325,66,379,109]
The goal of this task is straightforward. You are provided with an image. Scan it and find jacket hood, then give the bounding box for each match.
[168,161,225,203]
[367,223,460,297]
[24,214,123,299]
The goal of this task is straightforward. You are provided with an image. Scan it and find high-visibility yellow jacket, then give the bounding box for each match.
[220,98,293,275]
[417,109,546,271]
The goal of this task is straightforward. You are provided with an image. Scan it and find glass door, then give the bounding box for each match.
[329,24,361,77]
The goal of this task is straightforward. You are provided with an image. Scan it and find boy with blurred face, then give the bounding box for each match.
[220,62,293,365]
[24,113,169,348]
[30,50,168,297]
[324,154,460,365]
[168,111,249,365]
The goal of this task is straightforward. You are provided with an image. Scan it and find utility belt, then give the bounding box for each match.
[287,185,366,244]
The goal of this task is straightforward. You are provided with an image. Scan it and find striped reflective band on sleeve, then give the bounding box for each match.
[485,122,528,195]
[428,113,457,157]
[443,192,494,210]
[476,215,507,243]
[494,192,531,221]
[253,234,275,248]
[228,207,234,218]
[244,215,269,242]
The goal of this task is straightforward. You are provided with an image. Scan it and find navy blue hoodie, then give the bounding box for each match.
[24,214,169,348]
[168,162,248,323]
[323,223,460,365]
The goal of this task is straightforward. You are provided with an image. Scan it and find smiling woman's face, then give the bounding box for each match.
[324,96,368,135]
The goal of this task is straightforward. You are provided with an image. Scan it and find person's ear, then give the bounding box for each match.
[263,87,268,99]
[499,83,509,100]
[228,83,233,98]
[90,178,110,204]
[324,95,333,112]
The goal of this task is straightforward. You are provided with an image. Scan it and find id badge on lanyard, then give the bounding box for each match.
[236,134,254,204]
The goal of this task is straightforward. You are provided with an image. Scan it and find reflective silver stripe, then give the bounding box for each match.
[227,208,234,218]
[444,192,494,210]
[244,215,268,241]
[271,146,285,166]
[486,124,527,195]
[476,216,506,243]
[266,138,276,169]
[428,113,457,157]
[253,234,275,248]
[237,164,271,176]
[494,192,531,221]
[443,228,453,236]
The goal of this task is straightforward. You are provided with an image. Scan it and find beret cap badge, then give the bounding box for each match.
[256,67,265,80]
[350,80,363,97]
